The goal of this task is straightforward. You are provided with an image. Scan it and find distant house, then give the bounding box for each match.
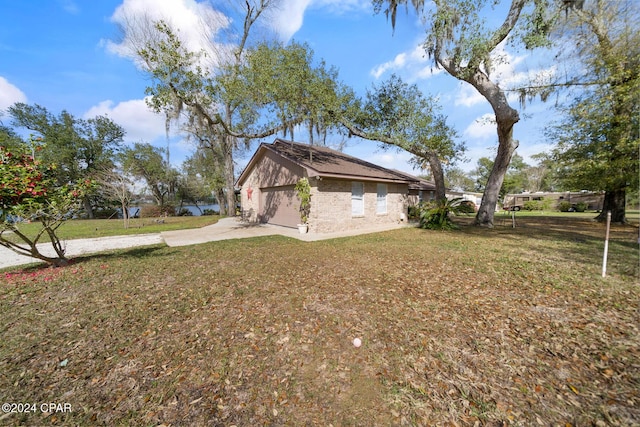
[236,139,420,233]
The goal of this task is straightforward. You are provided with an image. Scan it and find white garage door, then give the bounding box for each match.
[260,185,299,228]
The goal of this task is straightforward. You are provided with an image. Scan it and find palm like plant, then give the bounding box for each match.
[419,198,474,230]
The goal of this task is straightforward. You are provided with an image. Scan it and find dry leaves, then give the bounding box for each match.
[0,216,638,425]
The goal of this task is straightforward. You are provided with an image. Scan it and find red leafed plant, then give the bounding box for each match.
[0,139,94,267]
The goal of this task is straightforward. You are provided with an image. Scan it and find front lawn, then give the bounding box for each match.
[1,215,220,243]
[0,216,638,426]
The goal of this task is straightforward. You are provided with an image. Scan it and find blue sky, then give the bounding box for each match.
[0,0,556,176]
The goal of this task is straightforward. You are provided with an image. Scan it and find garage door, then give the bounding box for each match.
[260,185,299,228]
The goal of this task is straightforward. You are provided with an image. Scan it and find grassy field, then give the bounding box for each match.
[0,215,638,426]
[1,215,220,243]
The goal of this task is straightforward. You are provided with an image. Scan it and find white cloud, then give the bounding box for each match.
[370,44,442,81]
[0,77,27,112]
[454,83,484,107]
[105,0,232,69]
[58,0,79,14]
[373,38,556,110]
[268,0,371,42]
[463,113,496,141]
[83,98,166,142]
[267,0,312,42]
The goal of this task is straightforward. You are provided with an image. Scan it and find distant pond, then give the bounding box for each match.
[125,204,221,218]
[177,204,221,216]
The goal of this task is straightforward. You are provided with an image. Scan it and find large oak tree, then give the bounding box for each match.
[373,0,563,227]
[545,0,639,223]
[7,103,124,218]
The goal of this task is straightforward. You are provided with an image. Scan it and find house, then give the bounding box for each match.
[390,169,437,205]
[236,139,420,234]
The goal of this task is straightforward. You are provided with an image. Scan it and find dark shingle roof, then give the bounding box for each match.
[390,169,436,191]
[265,139,419,184]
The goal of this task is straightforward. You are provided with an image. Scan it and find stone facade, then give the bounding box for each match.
[237,140,416,233]
[310,178,409,234]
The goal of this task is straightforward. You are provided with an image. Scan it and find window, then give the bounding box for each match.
[376,183,387,214]
[351,182,364,216]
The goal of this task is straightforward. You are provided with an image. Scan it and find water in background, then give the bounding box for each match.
[176,204,221,216]
[120,204,221,218]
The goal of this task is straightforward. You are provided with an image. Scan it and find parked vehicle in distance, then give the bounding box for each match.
[502,191,605,211]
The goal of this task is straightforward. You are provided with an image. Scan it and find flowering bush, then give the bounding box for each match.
[0,141,94,266]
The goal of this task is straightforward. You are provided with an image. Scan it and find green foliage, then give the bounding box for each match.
[135,19,351,216]
[472,154,533,197]
[7,103,124,186]
[445,167,475,192]
[574,202,588,213]
[177,208,193,216]
[0,124,24,151]
[372,0,565,227]
[0,141,94,266]
[349,74,462,199]
[294,177,311,224]
[121,142,177,208]
[547,0,639,223]
[523,198,553,211]
[557,201,572,212]
[180,147,224,205]
[418,197,473,230]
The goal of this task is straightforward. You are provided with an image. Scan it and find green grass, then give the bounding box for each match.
[0,216,638,426]
[497,209,640,221]
[1,215,220,243]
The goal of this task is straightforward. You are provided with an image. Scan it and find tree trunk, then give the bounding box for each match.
[464,71,520,228]
[83,196,94,219]
[427,151,447,200]
[475,131,518,227]
[1,223,69,267]
[596,188,626,223]
[121,201,129,229]
[216,189,226,215]
[223,135,236,217]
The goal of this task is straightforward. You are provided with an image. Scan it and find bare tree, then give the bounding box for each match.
[95,167,135,229]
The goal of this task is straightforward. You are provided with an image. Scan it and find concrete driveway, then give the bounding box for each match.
[0,234,163,270]
[161,217,410,246]
[1,218,409,269]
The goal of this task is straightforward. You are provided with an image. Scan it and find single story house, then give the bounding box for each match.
[390,169,437,205]
[236,139,420,234]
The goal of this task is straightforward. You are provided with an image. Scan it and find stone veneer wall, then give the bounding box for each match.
[311,178,409,234]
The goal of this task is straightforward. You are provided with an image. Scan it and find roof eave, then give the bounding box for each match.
[309,172,417,184]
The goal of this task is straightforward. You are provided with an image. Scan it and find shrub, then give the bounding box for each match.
[93,208,119,219]
[140,204,176,218]
[294,178,311,224]
[418,198,472,230]
[558,201,572,212]
[177,208,193,216]
[408,204,421,220]
[0,141,94,266]
[202,209,219,216]
[575,202,588,212]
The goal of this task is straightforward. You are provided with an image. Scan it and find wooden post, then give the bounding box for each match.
[602,211,611,278]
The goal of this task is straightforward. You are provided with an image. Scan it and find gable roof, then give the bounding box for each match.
[391,169,437,191]
[237,139,420,185]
